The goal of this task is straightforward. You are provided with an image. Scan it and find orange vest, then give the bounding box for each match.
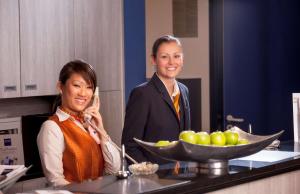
[49,115,104,183]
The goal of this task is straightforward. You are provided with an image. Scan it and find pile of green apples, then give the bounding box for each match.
[154,129,249,147]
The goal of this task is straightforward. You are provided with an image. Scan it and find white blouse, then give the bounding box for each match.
[37,108,121,187]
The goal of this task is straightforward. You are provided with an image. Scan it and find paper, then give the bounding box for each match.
[0,165,30,191]
[234,150,300,162]
[35,190,73,194]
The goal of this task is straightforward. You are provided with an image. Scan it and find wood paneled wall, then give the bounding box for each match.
[0,0,124,145]
[207,170,300,194]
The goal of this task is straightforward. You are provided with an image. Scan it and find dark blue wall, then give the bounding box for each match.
[223,0,269,133]
[266,0,300,139]
[124,0,146,103]
[223,0,300,140]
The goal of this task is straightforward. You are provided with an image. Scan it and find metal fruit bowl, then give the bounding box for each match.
[134,127,284,163]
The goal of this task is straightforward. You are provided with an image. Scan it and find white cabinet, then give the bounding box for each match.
[0,0,74,98]
[20,0,74,96]
[1,0,123,98]
[0,0,20,98]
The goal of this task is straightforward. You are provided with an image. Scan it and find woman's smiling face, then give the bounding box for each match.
[59,73,93,115]
[152,41,183,81]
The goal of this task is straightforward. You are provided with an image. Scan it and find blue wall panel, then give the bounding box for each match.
[223,0,300,140]
[266,0,300,139]
[124,0,146,103]
[223,0,268,133]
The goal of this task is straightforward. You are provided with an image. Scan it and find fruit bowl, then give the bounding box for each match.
[133,127,284,163]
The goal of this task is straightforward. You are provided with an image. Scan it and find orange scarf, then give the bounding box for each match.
[173,93,180,119]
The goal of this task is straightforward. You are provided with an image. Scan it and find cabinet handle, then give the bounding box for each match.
[0,128,18,135]
[4,85,17,92]
[25,84,37,91]
[226,115,244,123]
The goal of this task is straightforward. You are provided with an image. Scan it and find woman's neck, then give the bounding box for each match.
[157,74,176,96]
[60,106,80,116]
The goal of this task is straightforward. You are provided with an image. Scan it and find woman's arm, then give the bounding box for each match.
[37,120,70,187]
[100,141,121,174]
[121,87,150,163]
[83,92,121,173]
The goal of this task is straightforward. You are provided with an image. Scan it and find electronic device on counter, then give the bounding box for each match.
[0,117,24,165]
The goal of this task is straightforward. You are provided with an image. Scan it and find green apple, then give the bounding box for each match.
[224,130,239,145]
[237,138,249,145]
[170,140,178,145]
[179,130,198,144]
[210,131,226,146]
[195,131,211,145]
[155,140,171,147]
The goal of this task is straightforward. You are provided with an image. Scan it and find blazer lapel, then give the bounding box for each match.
[178,83,190,130]
[150,74,178,119]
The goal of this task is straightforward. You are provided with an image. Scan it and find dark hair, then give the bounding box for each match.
[151,35,182,59]
[52,59,97,112]
[59,60,97,90]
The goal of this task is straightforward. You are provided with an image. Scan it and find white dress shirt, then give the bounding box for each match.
[37,108,121,187]
[157,74,180,101]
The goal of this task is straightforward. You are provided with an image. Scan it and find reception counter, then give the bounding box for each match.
[60,141,300,194]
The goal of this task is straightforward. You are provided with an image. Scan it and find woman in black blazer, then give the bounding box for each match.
[122,35,191,164]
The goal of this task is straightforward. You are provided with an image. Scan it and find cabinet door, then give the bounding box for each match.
[74,0,123,91]
[0,0,20,98]
[20,0,74,96]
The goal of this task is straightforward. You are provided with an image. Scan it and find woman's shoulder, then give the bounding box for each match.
[127,81,157,105]
[131,81,154,94]
[135,80,152,89]
[177,81,189,92]
[39,119,62,137]
[37,119,64,153]
[41,119,58,127]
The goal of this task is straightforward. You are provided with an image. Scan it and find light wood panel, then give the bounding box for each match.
[99,91,124,146]
[207,170,300,194]
[20,0,74,96]
[74,0,123,91]
[0,0,20,98]
[74,0,125,147]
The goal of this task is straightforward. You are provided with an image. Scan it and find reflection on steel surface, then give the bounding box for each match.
[134,127,284,162]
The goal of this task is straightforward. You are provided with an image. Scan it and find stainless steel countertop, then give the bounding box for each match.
[21,141,300,194]
[63,174,190,194]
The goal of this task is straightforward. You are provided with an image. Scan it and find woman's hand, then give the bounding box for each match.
[83,95,109,141]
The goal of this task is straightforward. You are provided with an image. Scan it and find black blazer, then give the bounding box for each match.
[121,73,191,164]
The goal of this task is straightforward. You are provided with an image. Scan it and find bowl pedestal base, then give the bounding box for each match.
[197,159,229,176]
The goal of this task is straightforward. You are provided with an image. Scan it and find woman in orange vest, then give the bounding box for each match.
[37,60,121,186]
